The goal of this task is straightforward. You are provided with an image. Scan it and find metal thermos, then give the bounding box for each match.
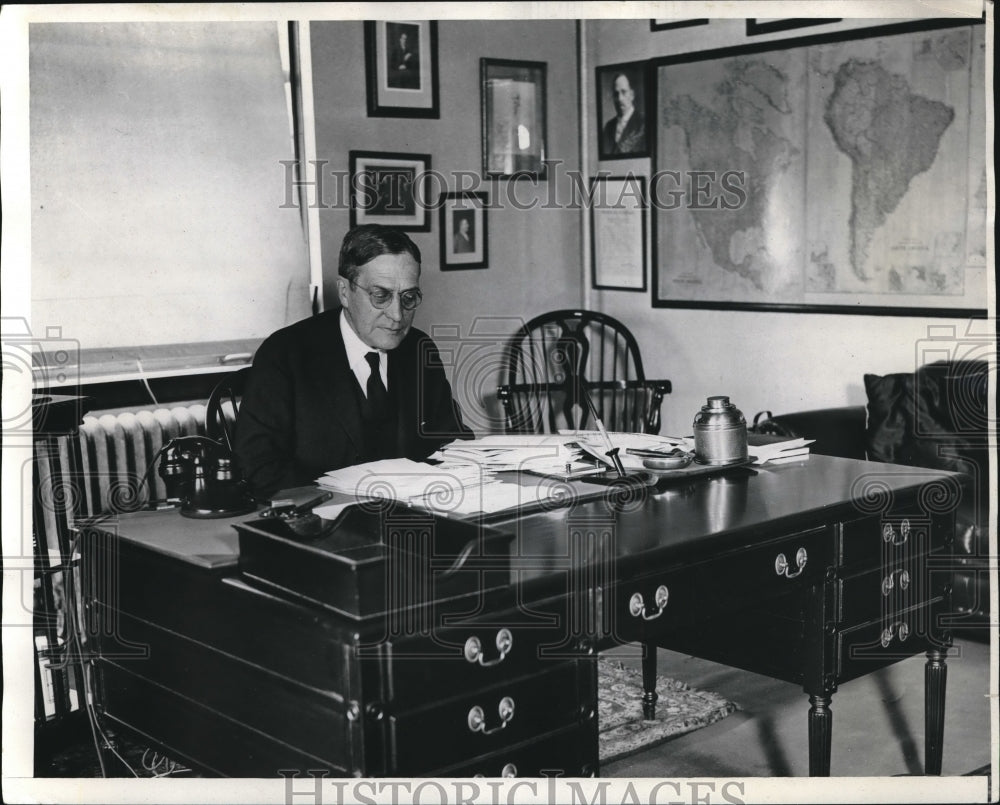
[693,396,749,466]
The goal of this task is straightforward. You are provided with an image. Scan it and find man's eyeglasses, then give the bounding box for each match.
[352,282,423,311]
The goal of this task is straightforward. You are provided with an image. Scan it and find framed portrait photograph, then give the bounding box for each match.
[440,192,488,270]
[349,151,431,231]
[596,61,649,160]
[480,59,547,179]
[364,20,439,118]
[591,176,646,291]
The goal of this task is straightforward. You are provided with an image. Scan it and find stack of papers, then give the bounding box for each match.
[751,438,814,465]
[433,434,591,474]
[316,458,489,501]
[314,456,564,517]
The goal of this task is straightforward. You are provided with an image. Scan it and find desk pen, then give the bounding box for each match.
[582,389,627,478]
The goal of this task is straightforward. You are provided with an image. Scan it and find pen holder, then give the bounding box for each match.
[578,446,645,486]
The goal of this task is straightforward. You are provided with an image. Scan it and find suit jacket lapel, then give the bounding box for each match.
[315,314,365,456]
[390,336,419,453]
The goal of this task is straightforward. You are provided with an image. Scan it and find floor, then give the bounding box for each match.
[601,635,994,779]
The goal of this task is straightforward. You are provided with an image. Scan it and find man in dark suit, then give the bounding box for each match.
[387,28,419,89]
[234,225,472,498]
[601,72,645,156]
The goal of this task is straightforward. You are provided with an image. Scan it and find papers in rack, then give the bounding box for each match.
[435,431,693,475]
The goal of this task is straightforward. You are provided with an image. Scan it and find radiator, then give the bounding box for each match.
[37,401,237,520]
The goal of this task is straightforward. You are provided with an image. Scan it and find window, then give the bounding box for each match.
[29,21,312,385]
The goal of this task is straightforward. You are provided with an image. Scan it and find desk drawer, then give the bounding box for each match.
[369,661,587,776]
[839,511,950,571]
[837,561,948,628]
[94,607,353,764]
[836,601,946,682]
[614,527,828,642]
[432,723,598,778]
[96,663,351,776]
[363,597,586,710]
[83,532,352,694]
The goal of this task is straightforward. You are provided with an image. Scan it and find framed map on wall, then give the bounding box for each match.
[652,19,987,316]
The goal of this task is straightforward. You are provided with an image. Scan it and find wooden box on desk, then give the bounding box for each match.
[234,505,515,619]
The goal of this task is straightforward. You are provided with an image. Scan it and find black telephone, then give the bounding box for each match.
[158,436,256,519]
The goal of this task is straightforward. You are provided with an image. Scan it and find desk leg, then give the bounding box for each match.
[641,644,658,720]
[807,694,832,776]
[924,649,947,775]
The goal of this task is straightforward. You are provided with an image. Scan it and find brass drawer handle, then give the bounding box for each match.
[463,629,513,666]
[774,547,808,578]
[882,519,910,546]
[467,696,515,735]
[881,569,911,596]
[629,585,669,620]
[880,621,911,647]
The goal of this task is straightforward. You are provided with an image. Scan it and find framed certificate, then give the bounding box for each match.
[590,176,647,292]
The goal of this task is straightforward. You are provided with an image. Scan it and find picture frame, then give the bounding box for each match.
[480,59,548,179]
[349,151,431,231]
[596,60,649,161]
[651,18,987,317]
[650,20,709,32]
[746,19,841,36]
[364,20,439,118]
[440,192,488,270]
[590,176,647,292]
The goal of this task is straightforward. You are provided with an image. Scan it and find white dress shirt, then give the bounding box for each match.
[340,310,388,396]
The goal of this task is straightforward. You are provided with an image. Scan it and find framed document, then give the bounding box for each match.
[481,58,547,179]
[591,176,647,292]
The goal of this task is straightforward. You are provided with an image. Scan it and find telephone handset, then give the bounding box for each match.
[158,436,256,519]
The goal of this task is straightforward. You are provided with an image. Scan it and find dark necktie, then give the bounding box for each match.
[365,351,389,419]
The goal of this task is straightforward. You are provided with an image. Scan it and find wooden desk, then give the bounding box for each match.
[81,455,963,777]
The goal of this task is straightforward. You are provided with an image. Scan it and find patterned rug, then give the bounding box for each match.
[598,657,740,764]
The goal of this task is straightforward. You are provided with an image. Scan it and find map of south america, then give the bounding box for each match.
[823,60,955,282]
